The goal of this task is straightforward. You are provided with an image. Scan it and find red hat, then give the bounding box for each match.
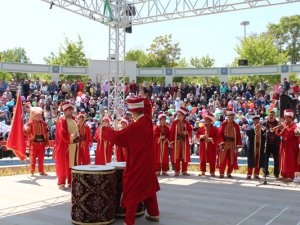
[178,107,188,116]
[61,102,74,111]
[120,118,129,126]
[77,111,85,119]
[284,109,294,117]
[205,113,216,122]
[127,97,144,112]
[158,112,166,120]
[226,108,235,116]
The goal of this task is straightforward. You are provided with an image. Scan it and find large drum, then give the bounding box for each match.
[107,162,145,218]
[71,165,116,225]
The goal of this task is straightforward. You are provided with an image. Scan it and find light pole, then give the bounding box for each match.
[240,21,250,39]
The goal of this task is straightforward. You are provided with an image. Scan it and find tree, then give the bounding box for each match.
[146,34,181,67]
[190,55,215,68]
[0,47,31,81]
[228,75,281,88]
[176,58,190,68]
[267,15,300,64]
[44,36,88,82]
[234,33,287,66]
[125,49,148,68]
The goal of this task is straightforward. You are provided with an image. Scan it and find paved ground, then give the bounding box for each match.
[0,172,299,225]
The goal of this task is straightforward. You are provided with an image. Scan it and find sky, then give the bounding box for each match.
[0,0,299,67]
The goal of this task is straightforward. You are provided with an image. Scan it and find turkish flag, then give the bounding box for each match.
[7,92,26,161]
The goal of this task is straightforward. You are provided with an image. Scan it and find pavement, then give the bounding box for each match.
[0,172,299,225]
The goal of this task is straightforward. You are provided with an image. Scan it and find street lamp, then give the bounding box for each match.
[240,21,250,39]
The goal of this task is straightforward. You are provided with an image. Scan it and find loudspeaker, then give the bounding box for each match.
[238,59,248,66]
[125,22,132,33]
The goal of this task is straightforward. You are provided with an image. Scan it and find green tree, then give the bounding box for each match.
[234,33,287,66]
[0,47,31,81]
[146,34,181,67]
[44,36,88,83]
[176,58,190,68]
[125,49,148,68]
[228,75,281,87]
[267,15,300,64]
[190,55,215,68]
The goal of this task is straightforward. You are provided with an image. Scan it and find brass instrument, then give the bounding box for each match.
[254,123,267,132]
[294,127,300,137]
[269,124,283,133]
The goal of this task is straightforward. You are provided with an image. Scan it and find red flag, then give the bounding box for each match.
[7,92,26,161]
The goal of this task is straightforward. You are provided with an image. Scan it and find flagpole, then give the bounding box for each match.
[19,85,30,177]
[7,85,28,175]
[18,85,29,177]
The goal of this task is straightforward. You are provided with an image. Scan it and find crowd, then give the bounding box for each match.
[0,77,299,181]
[0,76,299,225]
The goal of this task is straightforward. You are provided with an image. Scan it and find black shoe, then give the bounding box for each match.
[146,215,159,222]
[219,175,224,179]
[227,174,233,179]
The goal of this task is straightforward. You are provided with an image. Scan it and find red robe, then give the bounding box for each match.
[54,117,71,179]
[153,124,170,165]
[95,127,114,165]
[196,125,219,165]
[78,123,92,165]
[170,119,192,163]
[116,145,127,162]
[102,98,160,208]
[277,122,299,175]
[217,120,242,169]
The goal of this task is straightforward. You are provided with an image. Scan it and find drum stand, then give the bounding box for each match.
[256,131,280,187]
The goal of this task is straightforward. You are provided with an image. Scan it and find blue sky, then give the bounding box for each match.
[0,0,299,67]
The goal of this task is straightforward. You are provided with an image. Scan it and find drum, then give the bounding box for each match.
[107,162,145,218]
[71,165,116,225]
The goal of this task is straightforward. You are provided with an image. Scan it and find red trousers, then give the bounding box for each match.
[200,161,215,174]
[247,167,260,176]
[156,163,169,173]
[174,159,188,173]
[57,168,72,185]
[125,194,159,225]
[30,143,46,173]
[219,151,234,175]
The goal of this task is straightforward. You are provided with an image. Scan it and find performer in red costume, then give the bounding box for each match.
[196,113,218,177]
[115,118,129,162]
[54,102,79,190]
[276,109,299,182]
[95,116,113,165]
[25,107,49,176]
[153,112,170,176]
[77,112,92,165]
[169,107,193,176]
[218,108,242,178]
[102,87,160,225]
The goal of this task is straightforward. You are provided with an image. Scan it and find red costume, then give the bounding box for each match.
[276,110,299,180]
[116,118,129,162]
[153,113,170,175]
[95,117,114,165]
[196,114,218,176]
[54,102,79,189]
[170,107,192,175]
[25,107,48,175]
[77,116,92,165]
[102,97,160,225]
[218,111,242,177]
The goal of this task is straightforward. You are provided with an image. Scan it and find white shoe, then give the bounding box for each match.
[59,184,66,190]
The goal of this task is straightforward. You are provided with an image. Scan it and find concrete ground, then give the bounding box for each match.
[0,172,299,225]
